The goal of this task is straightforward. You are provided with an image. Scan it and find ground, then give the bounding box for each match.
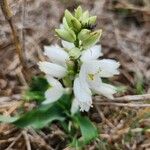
[0,0,150,149]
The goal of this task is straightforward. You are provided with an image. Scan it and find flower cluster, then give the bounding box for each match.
[38,6,120,113]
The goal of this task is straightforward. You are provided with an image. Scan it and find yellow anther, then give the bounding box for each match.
[88,74,94,80]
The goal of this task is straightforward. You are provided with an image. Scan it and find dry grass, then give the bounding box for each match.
[0,0,150,149]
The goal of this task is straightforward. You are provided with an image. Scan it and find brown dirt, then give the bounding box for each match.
[0,0,150,149]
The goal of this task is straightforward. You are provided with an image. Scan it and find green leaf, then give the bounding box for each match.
[0,115,18,123]
[14,103,65,129]
[23,76,49,102]
[70,114,98,148]
[0,94,72,129]
[77,115,98,143]
[0,104,64,129]
[24,91,45,102]
[29,76,49,92]
[58,94,72,112]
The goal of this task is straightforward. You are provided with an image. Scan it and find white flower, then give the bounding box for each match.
[73,77,92,112]
[39,42,119,112]
[43,75,64,104]
[38,45,70,104]
[44,45,69,66]
[38,45,69,78]
[73,59,120,112]
[80,45,103,62]
[38,61,67,78]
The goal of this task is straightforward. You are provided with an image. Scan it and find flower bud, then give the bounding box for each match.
[55,28,76,42]
[69,47,81,59]
[62,17,69,29]
[80,11,89,25]
[78,29,91,41]
[66,60,75,70]
[82,29,102,49]
[71,18,81,32]
[75,6,83,19]
[88,16,97,25]
[65,10,74,27]
[65,10,81,32]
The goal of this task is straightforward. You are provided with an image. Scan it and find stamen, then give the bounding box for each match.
[88,73,94,80]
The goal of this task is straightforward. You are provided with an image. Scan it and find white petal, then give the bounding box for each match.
[61,40,75,50]
[79,63,92,95]
[81,60,120,77]
[93,82,117,99]
[87,74,102,91]
[43,76,64,104]
[80,45,103,62]
[98,59,120,77]
[79,101,92,112]
[80,61,101,75]
[38,61,67,78]
[73,77,92,112]
[71,98,79,115]
[44,45,69,66]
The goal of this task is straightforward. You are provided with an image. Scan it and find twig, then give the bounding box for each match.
[114,94,150,101]
[100,127,143,141]
[28,128,54,150]
[0,138,15,144]
[113,1,150,14]
[22,130,31,150]
[95,94,150,102]
[21,0,26,57]
[0,0,23,66]
[5,133,22,150]
[95,102,150,107]
[0,101,21,108]
[0,94,21,103]
[0,0,30,83]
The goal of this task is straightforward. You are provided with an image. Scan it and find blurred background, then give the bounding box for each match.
[0,0,150,149]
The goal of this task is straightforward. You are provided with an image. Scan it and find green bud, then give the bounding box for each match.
[66,60,75,74]
[71,18,81,32]
[63,76,73,87]
[65,10,74,27]
[69,47,81,59]
[82,11,89,19]
[80,11,89,25]
[62,17,69,29]
[55,28,76,42]
[65,9,82,32]
[88,16,97,25]
[82,29,102,49]
[75,6,83,19]
[78,29,91,41]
